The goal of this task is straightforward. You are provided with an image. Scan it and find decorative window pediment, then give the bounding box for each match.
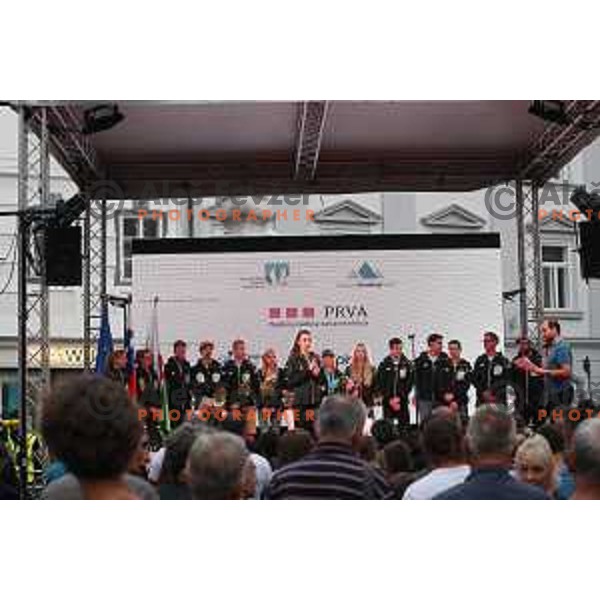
[536,214,577,235]
[313,199,382,225]
[420,203,486,230]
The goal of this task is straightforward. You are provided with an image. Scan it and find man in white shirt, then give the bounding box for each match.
[403,409,469,499]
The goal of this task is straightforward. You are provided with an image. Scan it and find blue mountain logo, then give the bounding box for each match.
[352,261,383,281]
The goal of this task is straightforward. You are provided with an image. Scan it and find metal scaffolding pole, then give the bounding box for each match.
[515,179,527,339]
[83,199,108,370]
[523,182,544,346]
[16,105,51,497]
[515,179,545,348]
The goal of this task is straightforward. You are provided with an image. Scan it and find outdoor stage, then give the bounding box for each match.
[8,100,600,497]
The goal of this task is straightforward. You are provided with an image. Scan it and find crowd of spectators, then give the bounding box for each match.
[2,373,600,501]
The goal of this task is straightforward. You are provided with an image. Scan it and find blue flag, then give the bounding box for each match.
[95,305,113,373]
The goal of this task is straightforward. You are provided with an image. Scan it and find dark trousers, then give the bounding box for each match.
[457,400,469,425]
[383,398,410,427]
[546,385,574,419]
[296,405,318,435]
[168,391,191,429]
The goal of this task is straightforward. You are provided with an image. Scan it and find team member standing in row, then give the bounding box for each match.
[164,340,193,427]
[414,333,453,422]
[446,339,472,423]
[222,339,260,408]
[318,349,345,397]
[190,340,223,405]
[257,348,285,416]
[134,349,162,450]
[376,338,413,426]
[345,342,377,407]
[472,331,511,406]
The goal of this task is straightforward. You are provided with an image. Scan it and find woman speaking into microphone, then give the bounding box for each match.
[283,329,322,432]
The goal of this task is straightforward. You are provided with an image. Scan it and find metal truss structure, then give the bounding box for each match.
[44,105,105,371]
[15,104,105,495]
[82,200,108,370]
[515,180,543,346]
[519,101,600,182]
[294,101,329,181]
[17,103,106,394]
[515,100,600,344]
[17,106,51,423]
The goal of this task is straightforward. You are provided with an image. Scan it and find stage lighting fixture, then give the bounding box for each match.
[528,101,570,126]
[570,186,600,215]
[502,288,525,302]
[82,104,124,134]
[51,193,88,227]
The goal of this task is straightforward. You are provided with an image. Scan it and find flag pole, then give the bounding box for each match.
[152,295,170,434]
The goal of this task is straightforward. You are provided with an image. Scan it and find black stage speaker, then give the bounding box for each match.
[44,226,82,286]
[579,221,600,280]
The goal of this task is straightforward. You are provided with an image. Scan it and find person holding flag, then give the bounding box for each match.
[148,296,173,435]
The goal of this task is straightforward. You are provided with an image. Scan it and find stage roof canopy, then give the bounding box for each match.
[25,100,600,198]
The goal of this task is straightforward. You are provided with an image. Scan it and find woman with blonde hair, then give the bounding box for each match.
[514,434,557,497]
[258,348,284,415]
[345,342,377,407]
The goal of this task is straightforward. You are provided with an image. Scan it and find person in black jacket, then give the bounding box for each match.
[164,340,192,428]
[414,333,453,424]
[135,349,162,450]
[190,340,222,405]
[221,339,260,408]
[283,329,322,431]
[376,337,413,427]
[318,349,346,397]
[447,339,472,424]
[511,337,544,425]
[472,331,512,406]
[257,348,285,424]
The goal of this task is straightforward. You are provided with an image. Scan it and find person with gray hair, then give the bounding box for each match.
[317,393,367,440]
[435,405,549,499]
[186,430,253,500]
[267,395,391,499]
[571,419,600,500]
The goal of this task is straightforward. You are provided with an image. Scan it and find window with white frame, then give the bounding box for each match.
[116,210,166,284]
[542,245,571,310]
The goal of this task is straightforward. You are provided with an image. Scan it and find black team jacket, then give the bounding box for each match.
[472,352,512,405]
[414,351,453,406]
